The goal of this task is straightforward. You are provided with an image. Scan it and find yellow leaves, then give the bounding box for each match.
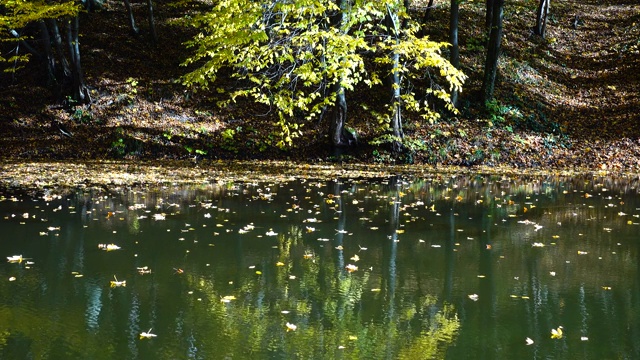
[550,326,563,339]
[6,255,24,263]
[139,329,157,339]
[221,295,236,303]
[110,275,126,288]
[98,243,121,251]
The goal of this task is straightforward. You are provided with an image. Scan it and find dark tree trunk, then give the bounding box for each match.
[450,0,460,106]
[123,0,140,35]
[422,0,436,25]
[402,0,411,29]
[38,21,57,86]
[47,19,71,82]
[147,0,158,45]
[482,0,504,103]
[66,17,91,104]
[486,0,494,30]
[534,0,550,38]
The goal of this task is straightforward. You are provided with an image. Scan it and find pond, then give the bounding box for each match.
[1,173,639,359]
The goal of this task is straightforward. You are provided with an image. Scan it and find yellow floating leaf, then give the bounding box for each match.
[140,329,157,339]
[221,295,236,302]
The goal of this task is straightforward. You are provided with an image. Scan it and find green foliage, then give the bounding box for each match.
[370,134,429,164]
[220,126,243,152]
[181,0,466,148]
[0,0,80,69]
[110,138,126,157]
[465,36,486,52]
[485,99,523,129]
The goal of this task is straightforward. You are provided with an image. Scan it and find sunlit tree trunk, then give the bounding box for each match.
[482,0,504,103]
[450,0,460,106]
[330,84,348,147]
[385,4,404,153]
[534,0,550,38]
[329,0,352,148]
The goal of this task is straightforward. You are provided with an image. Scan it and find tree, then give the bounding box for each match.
[485,0,493,29]
[533,0,550,38]
[450,0,460,106]
[182,0,465,150]
[182,0,370,148]
[1,0,92,104]
[122,0,158,44]
[373,1,465,154]
[481,0,504,103]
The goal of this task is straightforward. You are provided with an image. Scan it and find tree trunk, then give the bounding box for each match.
[450,0,460,106]
[47,19,71,81]
[66,17,91,104]
[330,85,348,147]
[329,0,350,148]
[422,0,436,24]
[482,0,504,103]
[147,0,158,45]
[386,4,404,151]
[485,0,494,30]
[534,0,550,38]
[123,0,140,35]
[38,21,57,86]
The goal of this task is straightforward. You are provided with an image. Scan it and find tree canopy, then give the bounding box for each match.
[181,0,466,148]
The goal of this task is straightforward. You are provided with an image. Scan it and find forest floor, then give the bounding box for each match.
[0,0,639,187]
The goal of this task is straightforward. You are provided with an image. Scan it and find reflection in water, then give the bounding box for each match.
[0,173,639,358]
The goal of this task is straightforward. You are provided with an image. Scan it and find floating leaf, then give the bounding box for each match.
[7,255,24,263]
[98,243,121,251]
[221,295,236,302]
[345,264,358,272]
[140,329,157,339]
[110,275,126,288]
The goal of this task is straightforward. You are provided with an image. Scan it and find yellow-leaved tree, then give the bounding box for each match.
[182,0,466,153]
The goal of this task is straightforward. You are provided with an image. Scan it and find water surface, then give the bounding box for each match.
[1,174,639,359]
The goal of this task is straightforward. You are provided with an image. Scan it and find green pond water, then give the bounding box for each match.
[1,173,639,359]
